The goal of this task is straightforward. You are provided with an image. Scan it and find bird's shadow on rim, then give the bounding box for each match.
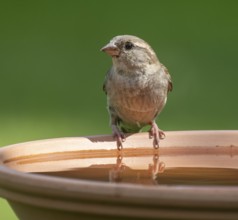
[86,133,134,143]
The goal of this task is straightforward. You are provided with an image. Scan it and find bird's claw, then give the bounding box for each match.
[149,122,165,149]
[115,134,125,150]
[112,125,125,150]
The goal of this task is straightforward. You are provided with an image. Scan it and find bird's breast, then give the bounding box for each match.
[107,73,167,124]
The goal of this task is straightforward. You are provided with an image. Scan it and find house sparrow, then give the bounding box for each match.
[101,35,172,150]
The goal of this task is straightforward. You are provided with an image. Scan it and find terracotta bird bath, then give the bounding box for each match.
[0,130,238,220]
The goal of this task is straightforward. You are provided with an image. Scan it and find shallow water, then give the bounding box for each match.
[35,166,238,186]
[32,152,238,186]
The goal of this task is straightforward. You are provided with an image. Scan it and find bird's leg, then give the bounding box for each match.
[149,121,165,149]
[108,108,125,150]
[111,125,125,150]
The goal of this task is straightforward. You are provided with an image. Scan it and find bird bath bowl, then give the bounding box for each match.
[0,130,238,220]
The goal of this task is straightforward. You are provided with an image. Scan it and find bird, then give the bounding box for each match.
[101,35,172,150]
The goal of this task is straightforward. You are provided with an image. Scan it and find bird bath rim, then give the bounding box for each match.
[0,130,238,220]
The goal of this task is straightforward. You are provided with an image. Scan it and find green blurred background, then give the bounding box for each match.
[0,0,238,219]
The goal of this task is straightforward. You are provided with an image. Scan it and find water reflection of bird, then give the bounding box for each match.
[101,35,172,149]
[108,154,166,185]
[148,153,166,184]
[109,155,125,182]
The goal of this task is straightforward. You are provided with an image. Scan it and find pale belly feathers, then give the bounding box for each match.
[107,72,168,125]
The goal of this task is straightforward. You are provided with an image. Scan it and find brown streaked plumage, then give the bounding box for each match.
[101,35,172,149]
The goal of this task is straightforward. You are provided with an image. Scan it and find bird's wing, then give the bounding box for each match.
[103,67,113,95]
[161,64,173,92]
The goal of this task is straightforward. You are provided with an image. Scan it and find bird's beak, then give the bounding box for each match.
[100,42,120,57]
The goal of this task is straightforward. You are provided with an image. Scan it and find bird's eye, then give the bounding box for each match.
[124,42,134,50]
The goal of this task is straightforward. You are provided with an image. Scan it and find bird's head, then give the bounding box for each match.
[101,35,160,71]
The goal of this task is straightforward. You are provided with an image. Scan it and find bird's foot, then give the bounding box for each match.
[111,125,125,150]
[149,122,165,149]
